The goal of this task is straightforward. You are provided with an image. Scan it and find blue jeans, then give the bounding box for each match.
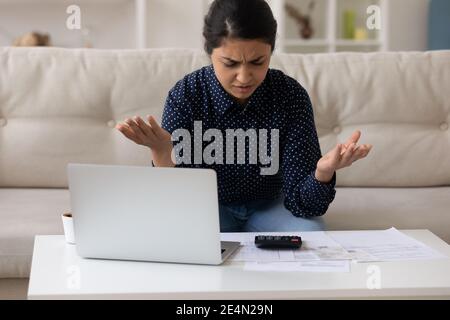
[219,197,326,232]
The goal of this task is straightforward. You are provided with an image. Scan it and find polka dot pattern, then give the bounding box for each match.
[161,65,336,217]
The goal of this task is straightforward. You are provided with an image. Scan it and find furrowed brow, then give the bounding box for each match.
[221,56,265,63]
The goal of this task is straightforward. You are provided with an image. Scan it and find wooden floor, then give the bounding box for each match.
[0,279,29,300]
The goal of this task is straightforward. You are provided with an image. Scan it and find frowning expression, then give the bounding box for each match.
[211,38,271,104]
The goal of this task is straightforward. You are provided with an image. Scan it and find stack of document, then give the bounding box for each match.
[327,227,446,263]
[221,228,447,273]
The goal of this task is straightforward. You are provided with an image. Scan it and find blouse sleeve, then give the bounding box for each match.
[160,87,196,168]
[281,84,336,217]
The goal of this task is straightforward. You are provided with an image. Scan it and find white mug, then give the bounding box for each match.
[62,212,76,244]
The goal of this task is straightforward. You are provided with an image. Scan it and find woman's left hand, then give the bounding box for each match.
[315,130,373,183]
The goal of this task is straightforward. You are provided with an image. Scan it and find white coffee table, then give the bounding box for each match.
[27,230,450,299]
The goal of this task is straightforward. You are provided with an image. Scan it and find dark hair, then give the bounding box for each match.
[203,0,277,55]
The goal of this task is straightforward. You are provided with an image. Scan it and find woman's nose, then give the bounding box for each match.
[236,66,252,84]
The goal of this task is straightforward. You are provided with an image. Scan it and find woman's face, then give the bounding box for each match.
[211,38,271,104]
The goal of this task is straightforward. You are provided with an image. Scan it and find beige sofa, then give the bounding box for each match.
[1,47,449,298]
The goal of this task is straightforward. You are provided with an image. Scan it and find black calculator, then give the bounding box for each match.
[255,235,302,249]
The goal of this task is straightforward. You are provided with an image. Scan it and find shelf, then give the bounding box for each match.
[335,39,381,46]
[283,39,381,50]
[284,39,329,46]
[271,0,388,53]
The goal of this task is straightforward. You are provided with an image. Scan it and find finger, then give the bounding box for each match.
[126,118,144,135]
[360,149,370,159]
[350,148,363,163]
[340,143,356,156]
[354,144,371,157]
[351,144,372,162]
[360,144,373,157]
[147,115,164,138]
[340,145,347,156]
[333,143,342,160]
[116,123,142,144]
[134,116,157,139]
[341,143,356,164]
[353,150,369,162]
[125,118,147,141]
[344,130,361,147]
[328,144,342,167]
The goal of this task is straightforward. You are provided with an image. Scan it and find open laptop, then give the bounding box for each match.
[67,163,240,265]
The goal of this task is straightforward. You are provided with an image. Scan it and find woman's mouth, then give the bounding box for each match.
[233,85,254,94]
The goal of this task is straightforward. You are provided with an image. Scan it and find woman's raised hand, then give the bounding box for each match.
[315,130,373,182]
[116,115,174,166]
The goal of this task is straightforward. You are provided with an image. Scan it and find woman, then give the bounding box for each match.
[116,0,372,232]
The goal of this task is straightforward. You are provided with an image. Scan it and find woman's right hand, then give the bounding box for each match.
[116,115,174,167]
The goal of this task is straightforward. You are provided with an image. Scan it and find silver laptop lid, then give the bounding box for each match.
[67,163,223,265]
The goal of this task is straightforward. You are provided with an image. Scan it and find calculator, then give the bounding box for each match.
[254,235,302,249]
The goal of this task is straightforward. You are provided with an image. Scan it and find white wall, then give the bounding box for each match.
[388,0,430,51]
[0,1,135,48]
[146,0,205,49]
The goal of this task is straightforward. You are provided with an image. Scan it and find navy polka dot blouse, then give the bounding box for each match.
[161,65,336,217]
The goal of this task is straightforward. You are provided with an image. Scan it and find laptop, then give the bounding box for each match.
[67,163,240,265]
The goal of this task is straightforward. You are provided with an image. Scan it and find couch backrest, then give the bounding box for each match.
[0,47,449,188]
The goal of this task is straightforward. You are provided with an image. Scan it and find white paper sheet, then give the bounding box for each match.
[327,227,447,262]
[244,260,351,273]
[221,231,351,262]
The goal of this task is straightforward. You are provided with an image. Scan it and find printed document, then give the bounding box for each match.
[327,227,447,262]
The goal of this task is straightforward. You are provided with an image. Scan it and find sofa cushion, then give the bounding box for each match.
[0,188,67,278]
[326,187,450,244]
[1,187,449,278]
